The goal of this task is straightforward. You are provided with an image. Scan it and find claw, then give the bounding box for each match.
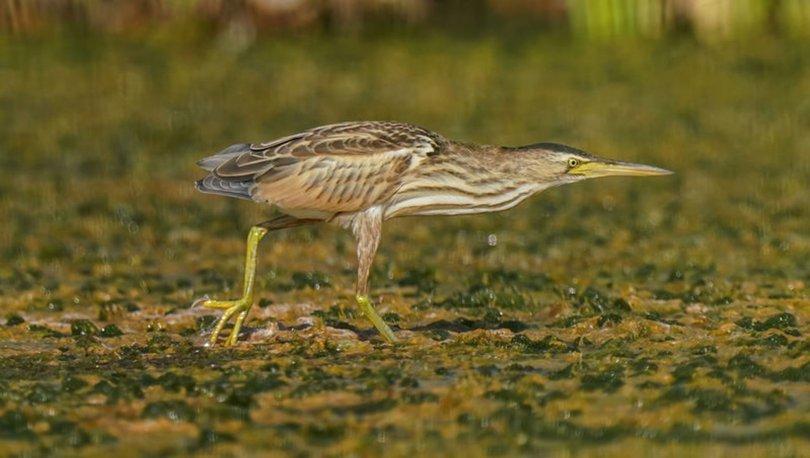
[191,294,211,309]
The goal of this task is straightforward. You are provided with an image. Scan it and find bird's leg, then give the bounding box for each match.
[197,225,266,346]
[352,210,397,343]
[356,295,396,343]
[196,215,314,346]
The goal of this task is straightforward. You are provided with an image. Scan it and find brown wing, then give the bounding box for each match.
[197,121,446,214]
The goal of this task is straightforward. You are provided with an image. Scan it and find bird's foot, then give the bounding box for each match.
[355,295,397,344]
[195,296,253,346]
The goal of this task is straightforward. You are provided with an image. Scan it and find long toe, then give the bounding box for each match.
[225,309,251,346]
[202,299,251,346]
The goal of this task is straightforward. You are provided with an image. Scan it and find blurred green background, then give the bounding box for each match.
[0,1,808,456]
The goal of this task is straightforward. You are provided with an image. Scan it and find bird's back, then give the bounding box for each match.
[196,121,446,219]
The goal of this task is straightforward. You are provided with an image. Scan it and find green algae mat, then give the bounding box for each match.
[0,32,808,456]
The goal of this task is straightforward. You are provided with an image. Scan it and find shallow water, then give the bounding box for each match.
[0,28,808,456]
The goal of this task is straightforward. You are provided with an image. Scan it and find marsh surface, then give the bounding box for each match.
[0,28,808,456]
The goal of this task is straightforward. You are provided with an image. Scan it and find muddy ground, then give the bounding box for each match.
[0,29,808,456]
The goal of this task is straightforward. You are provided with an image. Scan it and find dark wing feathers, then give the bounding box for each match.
[196,143,250,172]
[195,121,445,211]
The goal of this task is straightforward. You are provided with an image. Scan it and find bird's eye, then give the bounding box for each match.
[567,158,580,168]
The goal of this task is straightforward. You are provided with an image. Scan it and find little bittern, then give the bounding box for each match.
[195,121,671,345]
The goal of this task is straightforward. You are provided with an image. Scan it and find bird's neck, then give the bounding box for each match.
[384,145,545,218]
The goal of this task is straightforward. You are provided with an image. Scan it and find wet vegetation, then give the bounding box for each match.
[1,6,809,456]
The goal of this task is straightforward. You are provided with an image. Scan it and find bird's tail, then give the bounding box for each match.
[195,174,252,200]
[195,143,253,200]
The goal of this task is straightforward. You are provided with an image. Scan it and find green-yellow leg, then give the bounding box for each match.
[200,226,267,346]
[356,295,397,343]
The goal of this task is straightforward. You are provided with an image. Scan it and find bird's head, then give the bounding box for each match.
[514,142,672,185]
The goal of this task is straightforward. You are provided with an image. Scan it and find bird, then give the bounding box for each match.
[194,121,671,346]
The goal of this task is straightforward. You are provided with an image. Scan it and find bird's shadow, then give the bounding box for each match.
[236,316,533,343]
[294,316,533,341]
[409,317,532,334]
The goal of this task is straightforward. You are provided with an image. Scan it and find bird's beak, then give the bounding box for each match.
[569,160,673,178]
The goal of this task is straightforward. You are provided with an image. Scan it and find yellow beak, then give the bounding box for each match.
[570,160,673,178]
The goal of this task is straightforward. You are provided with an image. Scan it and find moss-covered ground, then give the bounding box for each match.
[0,29,808,456]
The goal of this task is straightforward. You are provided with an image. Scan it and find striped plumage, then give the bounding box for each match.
[197,121,553,224]
[195,121,672,345]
